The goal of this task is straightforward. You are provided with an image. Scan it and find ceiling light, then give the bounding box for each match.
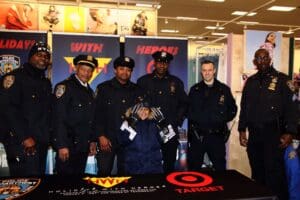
[267,6,296,12]
[203,0,225,2]
[205,26,224,30]
[164,18,168,24]
[295,38,300,41]
[211,32,228,36]
[136,3,153,8]
[176,16,198,21]
[238,21,259,25]
[188,36,204,39]
[160,29,179,33]
[231,11,257,16]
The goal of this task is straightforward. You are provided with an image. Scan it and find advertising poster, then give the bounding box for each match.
[0,2,38,30]
[39,4,64,32]
[0,31,47,76]
[244,30,282,74]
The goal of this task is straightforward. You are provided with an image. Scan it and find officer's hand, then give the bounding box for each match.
[22,137,36,156]
[279,133,293,149]
[98,136,112,152]
[58,148,69,162]
[239,131,248,147]
[89,142,97,156]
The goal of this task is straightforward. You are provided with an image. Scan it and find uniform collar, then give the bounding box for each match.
[151,70,170,79]
[111,77,132,88]
[70,74,90,89]
[75,74,88,88]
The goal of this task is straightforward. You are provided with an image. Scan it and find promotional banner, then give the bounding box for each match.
[244,30,282,74]
[126,36,188,90]
[52,34,188,91]
[51,33,119,88]
[0,30,47,76]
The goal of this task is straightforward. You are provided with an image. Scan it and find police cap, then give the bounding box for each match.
[28,41,51,59]
[152,51,173,63]
[73,54,98,69]
[113,56,135,69]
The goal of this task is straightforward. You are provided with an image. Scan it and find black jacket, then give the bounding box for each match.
[52,74,95,152]
[137,71,188,128]
[94,77,144,144]
[0,63,52,144]
[188,79,237,130]
[238,67,297,134]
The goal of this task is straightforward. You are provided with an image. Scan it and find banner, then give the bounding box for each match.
[51,33,119,88]
[0,30,47,76]
[52,34,188,91]
[126,36,188,90]
[244,30,282,74]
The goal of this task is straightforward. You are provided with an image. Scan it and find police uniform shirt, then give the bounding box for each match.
[94,77,144,144]
[0,63,52,144]
[188,79,237,130]
[238,67,297,134]
[52,74,95,152]
[137,71,188,127]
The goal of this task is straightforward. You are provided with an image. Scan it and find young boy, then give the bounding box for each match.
[118,102,164,175]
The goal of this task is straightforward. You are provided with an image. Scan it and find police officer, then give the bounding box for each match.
[0,41,52,176]
[95,56,144,175]
[137,50,188,173]
[187,60,237,171]
[238,48,298,200]
[52,55,98,175]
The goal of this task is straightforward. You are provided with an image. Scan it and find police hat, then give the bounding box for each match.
[73,54,98,69]
[152,51,173,63]
[28,41,51,59]
[113,56,135,69]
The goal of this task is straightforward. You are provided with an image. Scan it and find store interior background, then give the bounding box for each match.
[0,0,300,177]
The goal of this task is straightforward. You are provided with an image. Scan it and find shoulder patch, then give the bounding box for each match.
[55,84,66,98]
[286,80,295,92]
[3,75,15,89]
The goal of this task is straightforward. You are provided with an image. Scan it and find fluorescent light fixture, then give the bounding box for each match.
[232,11,257,16]
[136,3,153,8]
[238,21,259,25]
[205,26,224,30]
[267,6,296,12]
[203,0,225,2]
[188,36,204,39]
[160,29,179,33]
[295,38,300,41]
[211,32,228,36]
[279,30,294,35]
[176,16,198,21]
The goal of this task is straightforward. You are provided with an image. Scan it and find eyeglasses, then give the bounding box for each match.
[255,56,269,62]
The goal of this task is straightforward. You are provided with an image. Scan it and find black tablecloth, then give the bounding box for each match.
[0,170,276,200]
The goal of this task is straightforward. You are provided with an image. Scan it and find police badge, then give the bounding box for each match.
[268,77,278,91]
[3,75,15,89]
[170,82,176,94]
[287,80,295,92]
[55,84,66,98]
[219,95,225,105]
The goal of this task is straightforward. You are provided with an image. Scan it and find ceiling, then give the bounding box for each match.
[26,0,300,46]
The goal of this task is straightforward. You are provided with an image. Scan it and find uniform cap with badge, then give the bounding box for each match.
[73,55,98,69]
[113,56,135,69]
[28,41,51,59]
[152,51,173,63]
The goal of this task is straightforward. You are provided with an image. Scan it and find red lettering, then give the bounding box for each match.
[175,189,183,193]
[9,40,17,48]
[70,42,103,53]
[136,45,145,54]
[92,43,103,53]
[144,46,152,54]
[183,188,192,193]
[16,40,23,49]
[151,46,159,54]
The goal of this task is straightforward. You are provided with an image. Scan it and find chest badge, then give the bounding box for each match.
[218,95,225,105]
[55,84,66,98]
[170,82,176,93]
[268,77,278,91]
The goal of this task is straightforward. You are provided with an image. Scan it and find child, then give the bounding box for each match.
[118,102,164,175]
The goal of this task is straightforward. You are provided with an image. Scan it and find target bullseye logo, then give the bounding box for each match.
[166,171,213,187]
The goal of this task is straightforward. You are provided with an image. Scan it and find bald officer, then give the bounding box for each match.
[137,50,188,173]
[52,55,98,175]
[95,56,144,175]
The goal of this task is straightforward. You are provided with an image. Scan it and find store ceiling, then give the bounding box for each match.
[38,0,300,45]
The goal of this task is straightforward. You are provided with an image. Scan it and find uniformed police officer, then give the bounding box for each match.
[238,48,298,200]
[187,60,237,171]
[0,41,52,176]
[52,54,98,175]
[137,51,188,173]
[94,56,144,175]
